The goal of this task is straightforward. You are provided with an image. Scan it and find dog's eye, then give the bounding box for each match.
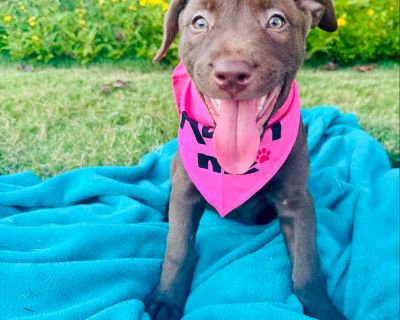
[192,16,208,30]
[267,15,285,29]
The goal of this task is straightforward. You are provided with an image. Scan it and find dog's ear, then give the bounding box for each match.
[296,0,338,32]
[153,0,188,62]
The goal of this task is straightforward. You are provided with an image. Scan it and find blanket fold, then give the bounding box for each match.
[0,107,398,320]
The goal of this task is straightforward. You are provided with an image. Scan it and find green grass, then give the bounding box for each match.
[0,60,398,177]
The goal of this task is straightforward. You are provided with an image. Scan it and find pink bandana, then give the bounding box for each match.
[173,63,301,217]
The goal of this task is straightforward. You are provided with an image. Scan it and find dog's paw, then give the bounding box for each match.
[144,289,183,320]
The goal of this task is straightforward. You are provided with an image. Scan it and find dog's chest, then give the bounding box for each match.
[218,185,277,225]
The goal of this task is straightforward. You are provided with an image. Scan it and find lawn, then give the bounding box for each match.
[0,60,398,177]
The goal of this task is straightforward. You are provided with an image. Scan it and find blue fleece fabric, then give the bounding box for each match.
[0,107,398,320]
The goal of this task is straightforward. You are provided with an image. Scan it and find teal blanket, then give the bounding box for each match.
[0,107,398,320]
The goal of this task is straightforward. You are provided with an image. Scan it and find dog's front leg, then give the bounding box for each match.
[275,190,346,320]
[145,154,205,320]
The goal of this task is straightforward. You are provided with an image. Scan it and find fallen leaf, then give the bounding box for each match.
[18,64,33,73]
[112,79,131,88]
[100,80,133,94]
[353,64,376,72]
[322,61,338,71]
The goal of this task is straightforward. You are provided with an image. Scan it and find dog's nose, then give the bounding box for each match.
[213,60,252,97]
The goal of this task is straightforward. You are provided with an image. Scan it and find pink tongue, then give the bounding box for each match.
[213,100,260,174]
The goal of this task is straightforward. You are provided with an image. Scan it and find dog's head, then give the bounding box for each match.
[155,0,337,173]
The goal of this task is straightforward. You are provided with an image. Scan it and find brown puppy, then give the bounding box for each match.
[144,1,346,319]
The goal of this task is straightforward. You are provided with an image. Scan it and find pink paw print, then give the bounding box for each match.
[256,148,271,163]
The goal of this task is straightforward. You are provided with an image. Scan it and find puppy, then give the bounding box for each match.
[145,1,346,320]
